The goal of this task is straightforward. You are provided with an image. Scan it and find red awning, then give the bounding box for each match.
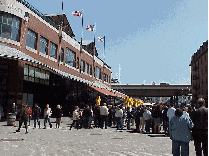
[89,85,125,98]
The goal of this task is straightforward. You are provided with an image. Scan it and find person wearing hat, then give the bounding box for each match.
[55,105,62,128]
[16,104,29,134]
[191,98,208,156]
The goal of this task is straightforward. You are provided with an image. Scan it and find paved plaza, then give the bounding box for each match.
[0,117,196,156]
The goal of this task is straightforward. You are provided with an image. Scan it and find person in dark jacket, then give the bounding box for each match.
[126,107,133,130]
[135,107,141,131]
[33,104,41,129]
[152,105,163,134]
[112,106,116,126]
[83,105,91,129]
[191,98,208,156]
[108,105,113,127]
[55,105,62,128]
[16,104,29,134]
[93,104,100,128]
[162,105,169,135]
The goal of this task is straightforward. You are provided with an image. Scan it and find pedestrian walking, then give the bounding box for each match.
[43,104,52,129]
[126,107,133,130]
[143,107,153,133]
[28,106,32,126]
[152,105,163,134]
[54,105,62,129]
[69,106,80,130]
[121,107,126,129]
[112,106,116,126]
[131,107,136,126]
[108,105,113,127]
[191,98,208,156]
[139,106,145,132]
[167,104,176,136]
[83,105,92,129]
[93,104,100,128]
[135,107,141,131]
[33,104,41,129]
[100,103,109,129]
[16,104,29,134]
[162,105,169,135]
[170,108,194,156]
[115,105,123,130]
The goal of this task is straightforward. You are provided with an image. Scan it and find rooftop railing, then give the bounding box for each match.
[16,0,58,29]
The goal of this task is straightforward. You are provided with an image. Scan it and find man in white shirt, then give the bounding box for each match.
[167,104,176,136]
[167,104,176,121]
[115,105,123,130]
[100,103,109,129]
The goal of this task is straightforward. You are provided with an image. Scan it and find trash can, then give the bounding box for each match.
[7,113,16,126]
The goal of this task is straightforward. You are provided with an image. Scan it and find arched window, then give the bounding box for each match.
[0,12,20,41]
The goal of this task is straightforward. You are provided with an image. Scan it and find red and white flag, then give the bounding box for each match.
[72,11,82,17]
[86,25,95,31]
[98,37,104,42]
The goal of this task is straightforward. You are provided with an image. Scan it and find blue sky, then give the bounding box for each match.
[27,0,208,85]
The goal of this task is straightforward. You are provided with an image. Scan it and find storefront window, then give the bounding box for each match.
[50,42,57,59]
[26,29,37,49]
[65,48,76,67]
[0,12,20,41]
[39,36,48,54]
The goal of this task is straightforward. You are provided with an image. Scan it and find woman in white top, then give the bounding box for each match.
[69,106,80,130]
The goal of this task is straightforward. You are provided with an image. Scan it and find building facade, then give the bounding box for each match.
[190,40,208,107]
[0,0,125,117]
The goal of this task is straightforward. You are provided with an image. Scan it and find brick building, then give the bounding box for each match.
[190,40,208,107]
[0,0,125,117]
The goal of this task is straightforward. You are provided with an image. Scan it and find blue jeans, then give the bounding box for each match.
[127,118,131,130]
[172,139,189,156]
[44,116,51,127]
[34,116,40,128]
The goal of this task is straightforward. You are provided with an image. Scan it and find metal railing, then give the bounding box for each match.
[16,0,58,29]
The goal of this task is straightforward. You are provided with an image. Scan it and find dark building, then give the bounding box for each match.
[190,40,208,107]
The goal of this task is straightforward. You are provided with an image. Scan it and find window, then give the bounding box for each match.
[26,29,37,49]
[49,42,57,59]
[76,57,79,69]
[80,60,84,72]
[0,12,20,41]
[85,63,89,73]
[89,65,92,75]
[39,36,48,54]
[59,48,64,62]
[96,67,101,79]
[24,64,29,81]
[28,66,35,82]
[65,48,76,67]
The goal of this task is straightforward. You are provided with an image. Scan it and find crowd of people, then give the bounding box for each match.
[10,97,208,156]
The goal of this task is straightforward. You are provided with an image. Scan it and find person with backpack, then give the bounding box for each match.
[16,104,29,134]
[33,104,41,129]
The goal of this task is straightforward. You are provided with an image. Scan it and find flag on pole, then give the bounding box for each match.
[86,25,95,31]
[72,11,82,17]
[98,37,104,42]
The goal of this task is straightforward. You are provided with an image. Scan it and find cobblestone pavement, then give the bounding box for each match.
[0,117,196,156]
